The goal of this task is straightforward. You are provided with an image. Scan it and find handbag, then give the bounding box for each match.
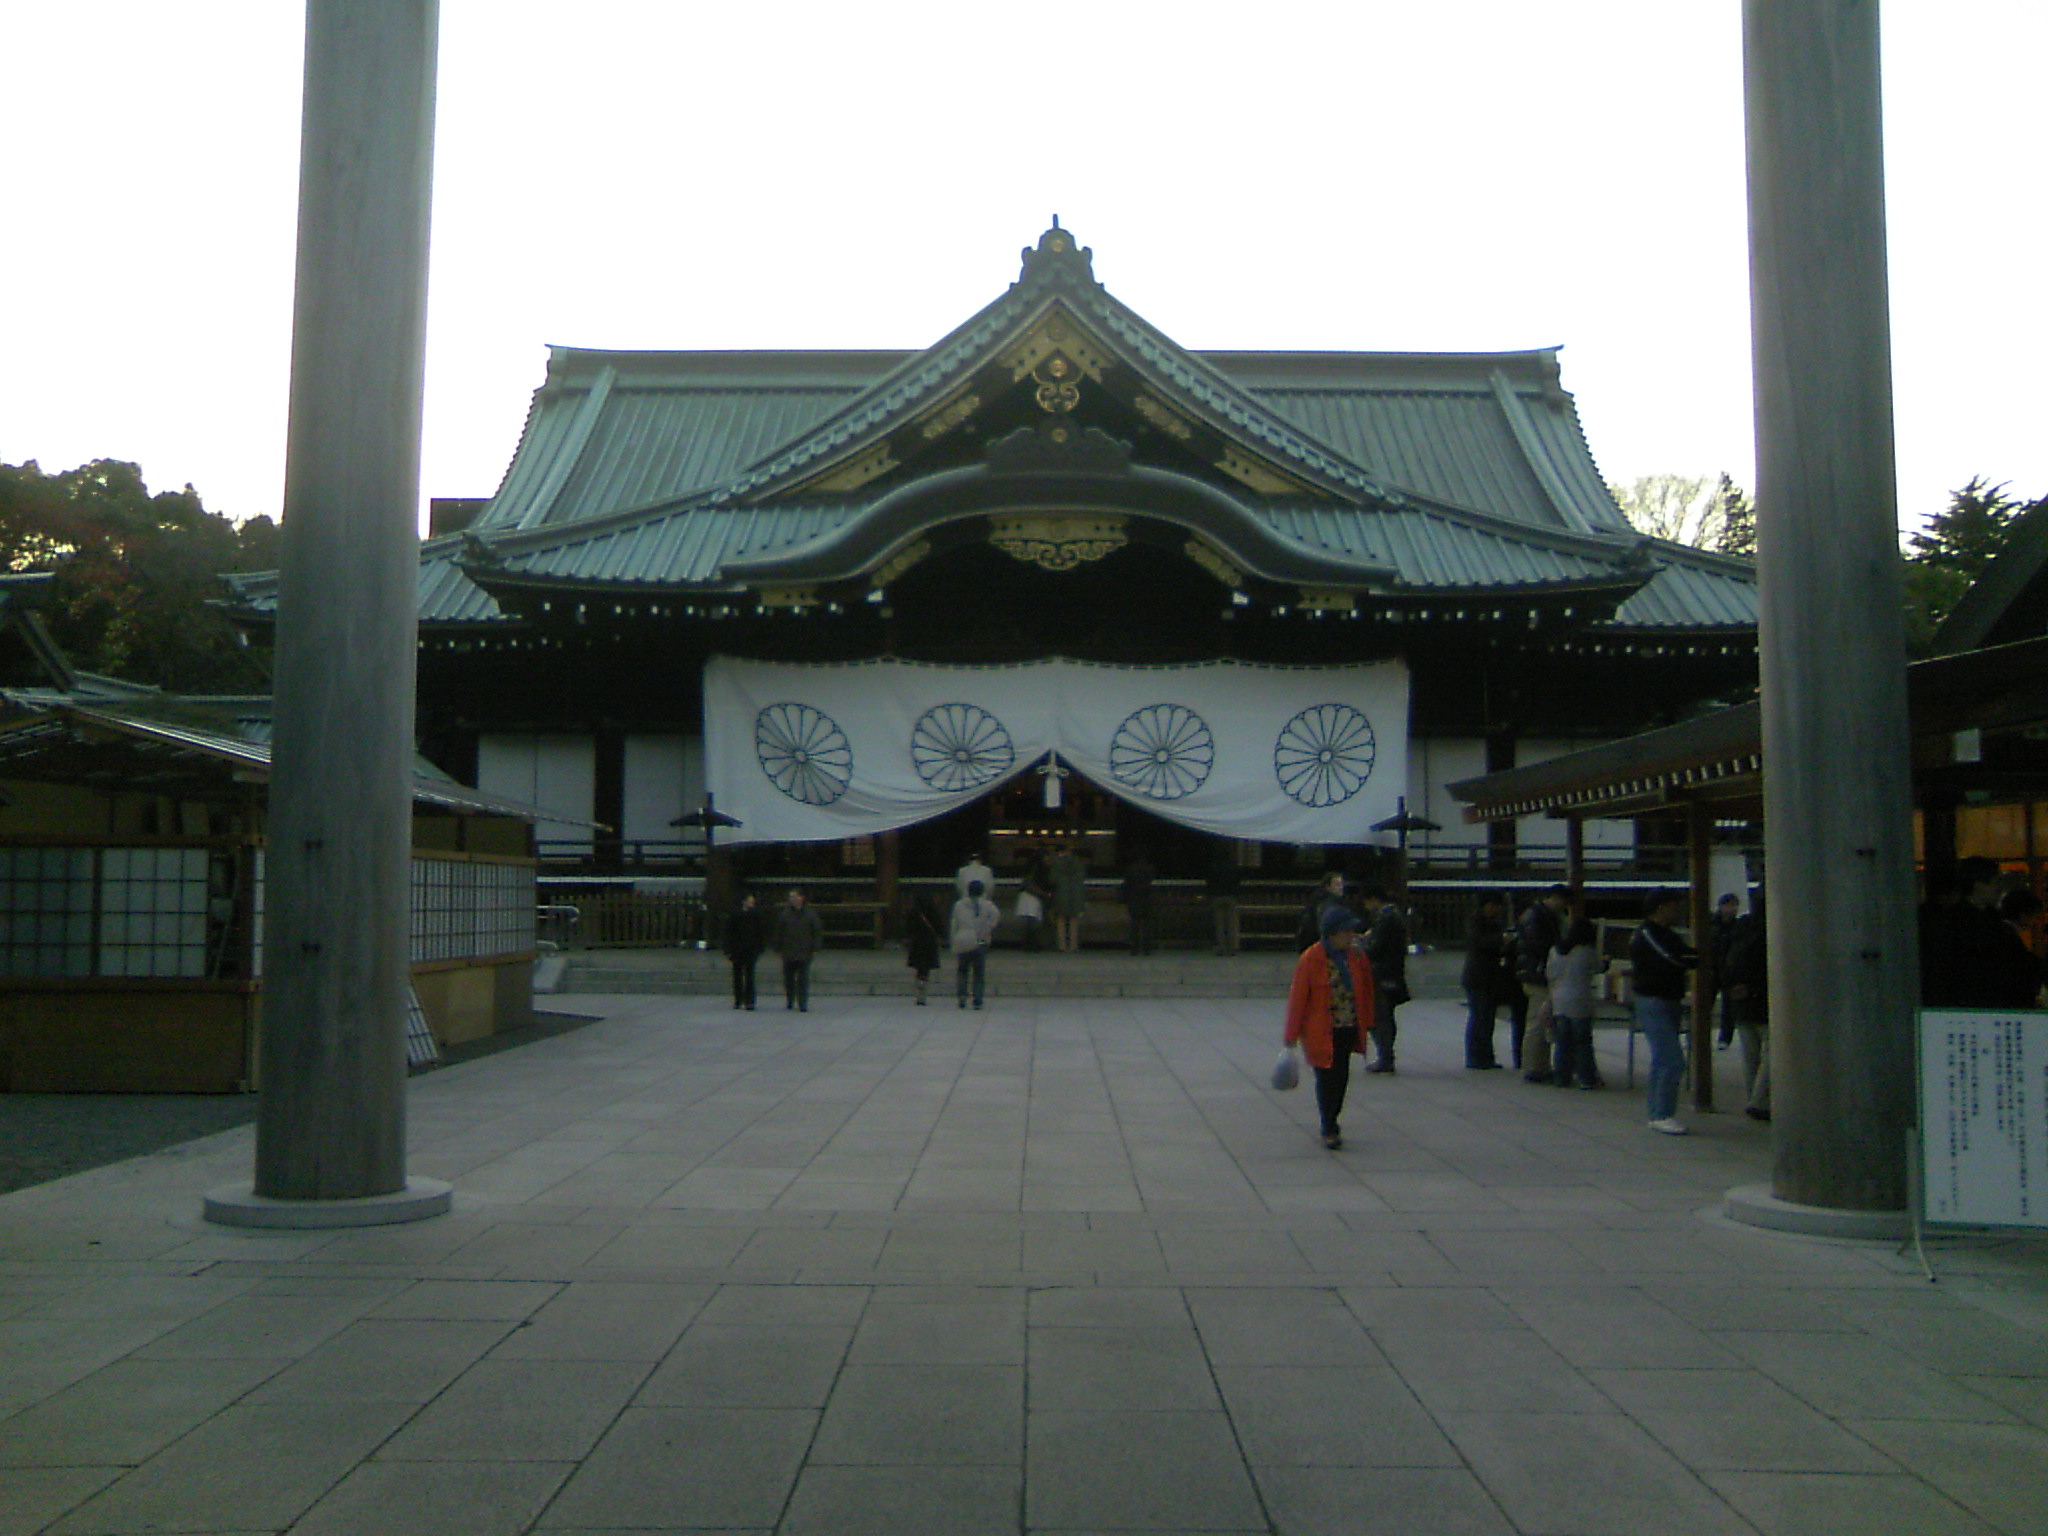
[1270,1046,1301,1091]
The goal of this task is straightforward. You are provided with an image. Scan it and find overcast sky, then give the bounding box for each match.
[3,1,2042,536]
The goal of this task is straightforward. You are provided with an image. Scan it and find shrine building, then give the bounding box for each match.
[231,224,1759,931]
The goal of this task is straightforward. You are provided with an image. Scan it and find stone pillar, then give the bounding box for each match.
[208,1,445,1227]
[1742,0,1916,1213]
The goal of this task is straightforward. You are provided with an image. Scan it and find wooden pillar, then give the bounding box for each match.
[234,1,442,1215]
[1745,0,1916,1209]
[1687,799,1715,1112]
[875,829,901,940]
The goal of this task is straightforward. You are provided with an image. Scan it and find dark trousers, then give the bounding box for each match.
[1128,903,1155,954]
[1552,1014,1599,1086]
[782,958,811,1010]
[1463,986,1500,1065]
[730,955,758,1009]
[1314,1026,1359,1133]
[1504,983,1530,1068]
[956,948,986,1006]
[1371,986,1401,1066]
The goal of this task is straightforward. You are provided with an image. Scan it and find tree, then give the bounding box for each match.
[1609,472,1756,557]
[0,459,278,692]
[1900,477,2044,654]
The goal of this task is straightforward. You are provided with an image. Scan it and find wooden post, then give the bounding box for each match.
[875,828,901,942]
[1687,799,1715,1112]
[218,0,445,1221]
[1564,817,1585,909]
[1745,0,1917,1210]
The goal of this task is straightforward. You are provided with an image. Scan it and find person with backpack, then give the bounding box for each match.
[950,878,1001,1009]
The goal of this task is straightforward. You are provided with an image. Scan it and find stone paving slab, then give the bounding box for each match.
[3,991,2048,1534]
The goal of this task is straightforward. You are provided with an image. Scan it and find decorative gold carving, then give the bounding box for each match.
[917,392,982,441]
[1184,539,1242,587]
[998,309,1112,384]
[807,444,898,493]
[988,513,1128,572]
[870,539,932,587]
[1297,588,1357,613]
[757,585,821,609]
[1134,394,1196,441]
[1217,446,1308,496]
[1032,359,1081,414]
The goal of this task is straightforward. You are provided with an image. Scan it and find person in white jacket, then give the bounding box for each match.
[950,879,1001,1010]
[1545,918,1607,1089]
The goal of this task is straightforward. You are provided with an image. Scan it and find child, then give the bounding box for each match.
[1546,918,1606,1089]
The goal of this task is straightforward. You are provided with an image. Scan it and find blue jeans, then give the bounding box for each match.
[1637,994,1684,1120]
[956,948,986,1006]
[1551,1014,1597,1086]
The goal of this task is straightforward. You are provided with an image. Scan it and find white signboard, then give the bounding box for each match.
[1918,1009,2048,1228]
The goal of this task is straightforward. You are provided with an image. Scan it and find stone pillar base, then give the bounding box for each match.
[1723,1182,1908,1241]
[203,1176,452,1229]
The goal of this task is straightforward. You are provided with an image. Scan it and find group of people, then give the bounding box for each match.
[1288,874,1774,1149]
[1919,855,2045,1009]
[719,887,824,1012]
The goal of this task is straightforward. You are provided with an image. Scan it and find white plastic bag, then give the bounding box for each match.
[1270,1046,1301,1092]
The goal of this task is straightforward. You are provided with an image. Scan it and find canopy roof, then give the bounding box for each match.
[227,226,1757,642]
[1447,636,2048,822]
[0,696,566,821]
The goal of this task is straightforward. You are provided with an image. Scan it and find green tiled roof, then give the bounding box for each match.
[228,227,1755,636]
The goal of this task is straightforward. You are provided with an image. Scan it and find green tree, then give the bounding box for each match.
[1899,478,2045,655]
[0,458,277,692]
[1609,472,1756,556]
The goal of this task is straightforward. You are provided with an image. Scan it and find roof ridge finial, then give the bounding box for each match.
[1019,220,1094,284]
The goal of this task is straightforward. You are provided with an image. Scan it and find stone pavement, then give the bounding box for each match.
[4,990,2048,1535]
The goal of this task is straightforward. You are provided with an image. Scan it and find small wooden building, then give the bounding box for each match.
[0,690,542,1092]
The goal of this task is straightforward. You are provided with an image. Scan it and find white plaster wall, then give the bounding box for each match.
[1514,739,1636,850]
[622,734,691,847]
[478,733,595,850]
[1406,737,1491,858]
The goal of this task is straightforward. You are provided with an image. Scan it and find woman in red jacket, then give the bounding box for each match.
[1283,906,1378,1149]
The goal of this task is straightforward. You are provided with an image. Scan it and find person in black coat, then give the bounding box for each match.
[904,891,943,1006]
[723,891,766,1010]
[1461,891,1509,1069]
[1358,885,1409,1074]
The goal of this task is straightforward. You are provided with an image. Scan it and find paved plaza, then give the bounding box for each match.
[4,986,2048,1535]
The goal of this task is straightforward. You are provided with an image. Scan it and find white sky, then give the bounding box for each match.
[2,1,2042,537]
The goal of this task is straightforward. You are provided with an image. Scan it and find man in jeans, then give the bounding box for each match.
[1630,890,1698,1134]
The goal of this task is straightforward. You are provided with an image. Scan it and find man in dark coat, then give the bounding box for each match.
[770,887,825,1012]
[1122,848,1158,955]
[722,891,766,1010]
[1358,885,1409,1074]
[1461,891,1509,1069]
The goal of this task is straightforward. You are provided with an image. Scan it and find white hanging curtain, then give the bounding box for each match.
[704,657,1409,846]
